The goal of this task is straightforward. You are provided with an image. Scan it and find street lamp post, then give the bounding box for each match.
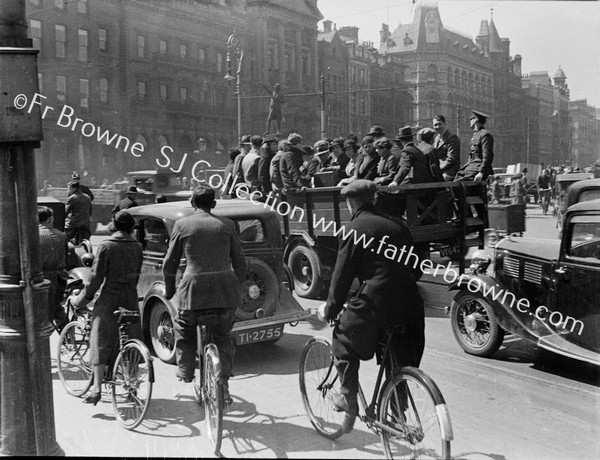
[224,33,243,142]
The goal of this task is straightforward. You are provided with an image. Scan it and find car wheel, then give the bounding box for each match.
[288,245,324,299]
[149,301,176,364]
[450,291,504,357]
[238,257,279,321]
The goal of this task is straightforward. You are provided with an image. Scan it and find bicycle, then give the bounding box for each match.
[190,309,226,456]
[299,325,453,459]
[539,188,551,215]
[57,306,154,430]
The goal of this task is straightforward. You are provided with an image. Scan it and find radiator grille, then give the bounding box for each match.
[523,261,542,284]
[503,257,520,278]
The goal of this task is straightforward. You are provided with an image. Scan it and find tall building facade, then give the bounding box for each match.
[569,99,600,168]
[27,0,322,184]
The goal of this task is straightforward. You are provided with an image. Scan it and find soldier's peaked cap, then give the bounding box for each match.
[341,179,377,199]
[470,110,490,124]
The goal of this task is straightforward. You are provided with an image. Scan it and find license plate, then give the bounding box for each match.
[439,245,460,257]
[235,325,283,345]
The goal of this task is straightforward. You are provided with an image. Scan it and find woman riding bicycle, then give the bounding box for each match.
[318,180,425,433]
[73,211,143,405]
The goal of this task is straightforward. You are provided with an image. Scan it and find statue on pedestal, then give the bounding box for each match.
[264,83,283,135]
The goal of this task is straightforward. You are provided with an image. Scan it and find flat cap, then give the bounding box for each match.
[329,137,345,150]
[362,135,375,145]
[288,133,303,145]
[417,127,436,142]
[126,185,138,193]
[240,134,252,145]
[314,140,330,153]
[250,135,264,146]
[470,110,490,124]
[113,210,135,228]
[263,134,278,143]
[341,179,377,199]
[374,137,392,149]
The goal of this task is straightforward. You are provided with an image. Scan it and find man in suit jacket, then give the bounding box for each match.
[372,137,398,186]
[389,126,430,186]
[353,135,379,181]
[319,180,425,432]
[163,185,246,403]
[112,186,138,216]
[433,115,461,181]
[280,141,307,191]
[258,135,278,193]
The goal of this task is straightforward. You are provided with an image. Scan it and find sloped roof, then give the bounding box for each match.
[488,18,502,52]
[477,19,490,37]
[318,29,337,43]
[554,66,566,79]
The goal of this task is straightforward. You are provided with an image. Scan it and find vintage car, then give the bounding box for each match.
[447,199,600,365]
[554,175,599,232]
[127,199,310,363]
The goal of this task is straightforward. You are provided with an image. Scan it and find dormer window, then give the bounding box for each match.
[387,38,396,46]
[403,33,413,45]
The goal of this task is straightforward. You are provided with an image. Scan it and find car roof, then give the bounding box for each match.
[567,199,600,213]
[556,172,594,183]
[565,178,600,192]
[127,199,277,224]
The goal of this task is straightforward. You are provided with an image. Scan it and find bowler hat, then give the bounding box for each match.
[126,185,138,194]
[394,126,413,141]
[263,135,278,144]
[470,110,489,124]
[368,126,385,137]
[314,140,330,154]
[341,179,377,199]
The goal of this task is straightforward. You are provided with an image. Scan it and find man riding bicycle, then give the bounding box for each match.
[163,184,246,405]
[537,169,552,210]
[318,180,425,433]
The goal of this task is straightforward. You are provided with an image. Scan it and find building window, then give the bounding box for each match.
[285,51,291,72]
[180,43,187,59]
[360,68,365,84]
[30,19,42,51]
[159,84,167,100]
[56,75,66,103]
[55,25,66,58]
[216,52,223,72]
[78,29,88,62]
[137,81,146,98]
[99,78,108,103]
[98,28,107,52]
[54,0,65,9]
[137,35,145,58]
[267,49,274,70]
[427,64,437,83]
[79,79,89,108]
[159,39,167,54]
[200,79,208,104]
[198,47,206,62]
[77,0,87,14]
[180,87,187,102]
[454,68,460,86]
[38,73,43,93]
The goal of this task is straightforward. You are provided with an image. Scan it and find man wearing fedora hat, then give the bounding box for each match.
[454,110,494,182]
[71,171,94,202]
[112,185,138,215]
[389,126,430,187]
[318,179,425,433]
[367,126,385,140]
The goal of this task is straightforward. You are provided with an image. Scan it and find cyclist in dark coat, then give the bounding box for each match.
[73,211,143,405]
[320,180,425,433]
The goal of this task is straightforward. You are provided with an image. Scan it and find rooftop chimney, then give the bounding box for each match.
[380,23,390,45]
[323,20,332,33]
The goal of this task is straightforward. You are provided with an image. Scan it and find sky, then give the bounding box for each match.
[317,0,600,108]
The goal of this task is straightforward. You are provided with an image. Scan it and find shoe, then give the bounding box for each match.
[331,393,358,416]
[341,413,357,434]
[222,381,233,405]
[83,392,101,406]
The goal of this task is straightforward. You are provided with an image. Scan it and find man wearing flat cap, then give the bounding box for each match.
[163,185,246,405]
[318,179,425,433]
[454,110,494,182]
[418,127,443,182]
[112,185,138,216]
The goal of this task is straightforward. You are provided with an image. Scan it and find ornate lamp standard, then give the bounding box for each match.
[224,33,243,142]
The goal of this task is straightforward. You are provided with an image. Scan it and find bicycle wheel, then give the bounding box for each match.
[378,367,452,460]
[298,337,345,440]
[56,320,93,397]
[111,340,153,430]
[203,343,224,455]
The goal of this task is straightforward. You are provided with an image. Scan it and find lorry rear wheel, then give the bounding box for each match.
[450,291,504,357]
[288,245,324,299]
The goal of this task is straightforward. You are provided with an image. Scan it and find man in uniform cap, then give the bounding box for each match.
[112,185,138,215]
[163,185,246,405]
[454,110,494,182]
[318,179,425,433]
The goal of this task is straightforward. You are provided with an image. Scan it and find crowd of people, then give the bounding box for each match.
[223,110,495,199]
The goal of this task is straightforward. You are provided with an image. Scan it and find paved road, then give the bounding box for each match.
[51,204,597,458]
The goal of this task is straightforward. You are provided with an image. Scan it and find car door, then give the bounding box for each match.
[553,214,600,352]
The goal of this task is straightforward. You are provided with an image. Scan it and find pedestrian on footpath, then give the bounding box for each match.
[71,171,95,202]
[65,181,92,244]
[162,185,246,405]
[112,186,138,215]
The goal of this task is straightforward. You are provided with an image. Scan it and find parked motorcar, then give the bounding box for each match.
[127,199,310,363]
[554,175,599,232]
[447,199,600,365]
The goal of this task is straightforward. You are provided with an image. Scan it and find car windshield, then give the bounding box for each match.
[569,222,600,261]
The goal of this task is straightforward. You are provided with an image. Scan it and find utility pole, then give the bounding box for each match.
[320,74,326,140]
[526,117,530,166]
[0,0,63,455]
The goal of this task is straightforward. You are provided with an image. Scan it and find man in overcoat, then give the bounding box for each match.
[163,185,246,403]
[112,185,138,215]
[65,181,92,243]
[372,137,399,186]
[454,110,494,182]
[389,126,430,186]
[319,180,425,432]
[432,115,461,181]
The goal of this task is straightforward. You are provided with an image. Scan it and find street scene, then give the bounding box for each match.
[1,0,599,458]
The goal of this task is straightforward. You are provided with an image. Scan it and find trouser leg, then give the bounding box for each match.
[174,310,198,381]
[209,308,236,380]
[332,327,360,400]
